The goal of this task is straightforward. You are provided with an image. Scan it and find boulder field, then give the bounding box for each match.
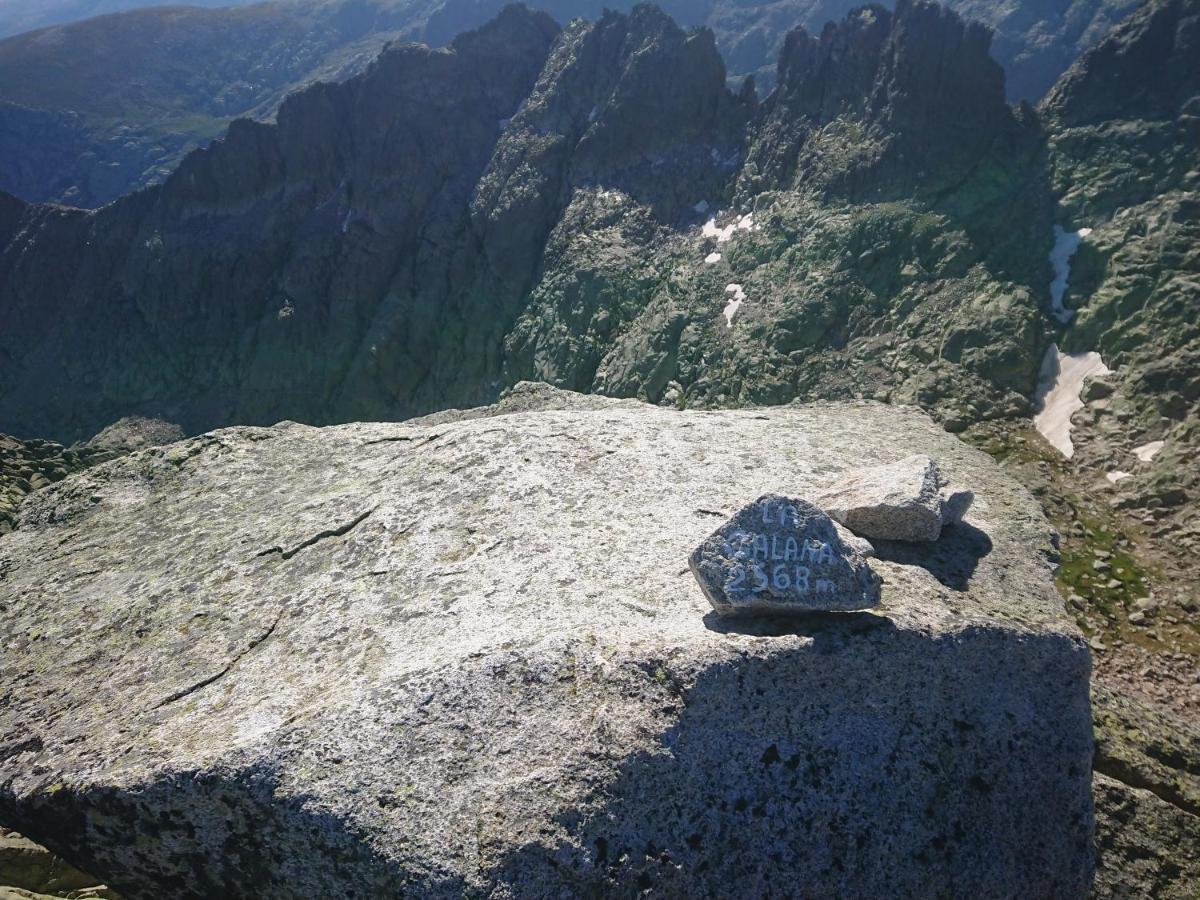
[0,386,1093,896]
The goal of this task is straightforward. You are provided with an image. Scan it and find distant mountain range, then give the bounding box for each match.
[0,0,255,38]
[0,0,1139,207]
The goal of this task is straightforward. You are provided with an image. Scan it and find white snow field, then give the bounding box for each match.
[1033,344,1111,457]
[1133,440,1165,462]
[1048,225,1092,324]
[702,213,756,243]
[722,283,747,327]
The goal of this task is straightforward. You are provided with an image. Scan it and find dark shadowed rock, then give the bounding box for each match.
[737,0,1018,202]
[0,389,1092,897]
[690,493,880,614]
[1041,0,1199,128]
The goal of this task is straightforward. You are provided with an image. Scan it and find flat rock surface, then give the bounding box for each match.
[0,387,1092,898]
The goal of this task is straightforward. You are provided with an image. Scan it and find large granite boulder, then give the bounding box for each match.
[0,387,1093,897]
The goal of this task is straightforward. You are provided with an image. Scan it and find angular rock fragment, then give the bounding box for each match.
[820,454,973,542]
[690,494,880,615]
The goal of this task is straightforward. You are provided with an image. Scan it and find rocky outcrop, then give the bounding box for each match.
[737,0,1017,202]
[820,454,972,542]
[0,388,1092,897]
[0,437,94,536]
[1091,683,1200,898]
[0,418,181,535]
[473,4,747,293]
[1039,0,1200,564]
[83,418,184,456]
[0,828,119,899]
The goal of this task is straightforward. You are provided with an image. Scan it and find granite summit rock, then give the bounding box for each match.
[0,387,1093,897]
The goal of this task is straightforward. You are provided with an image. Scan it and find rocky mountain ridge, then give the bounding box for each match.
[0,0,1052,441]
[0,0,1139,207]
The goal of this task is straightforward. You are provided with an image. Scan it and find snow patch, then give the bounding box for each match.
[1049,225,1092,324]
[704,252,722,264]
[693,200,710,214]
[1032,344,1111,458]
[702,213,758,244]
[1106,471,1133,484]
[1133,440,1164,462]
[722,283,747,328]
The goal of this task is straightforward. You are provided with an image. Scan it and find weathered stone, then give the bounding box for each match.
[690,494,880,615]
[1091,683,1200,898]
[0,828,118,898]
[0,389,1093,897]
[83,418,183,455]
[819,454,974,542]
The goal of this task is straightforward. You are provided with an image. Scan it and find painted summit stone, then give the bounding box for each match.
[691,494,882,616]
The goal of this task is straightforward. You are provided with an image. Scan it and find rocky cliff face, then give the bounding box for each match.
[0,0,1137,207]
[0,0,1062,443]
[508,0,1051,429]
[0,387,1094,897]
[1091,682,1200,898]
[0,5,561,440]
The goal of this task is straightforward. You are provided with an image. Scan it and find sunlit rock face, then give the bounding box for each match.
[0,387,1093,898]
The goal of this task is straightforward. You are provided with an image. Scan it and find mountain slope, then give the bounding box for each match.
[0,0,256,38]
[0,0,442,207]
[1038,0,1200,611]
[0,0,1056,442]
[0,0,1138,207]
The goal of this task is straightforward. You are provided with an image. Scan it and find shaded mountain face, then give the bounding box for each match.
[0,0,1138,207]
[0,4,565,439]
[0,0,1057,443]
